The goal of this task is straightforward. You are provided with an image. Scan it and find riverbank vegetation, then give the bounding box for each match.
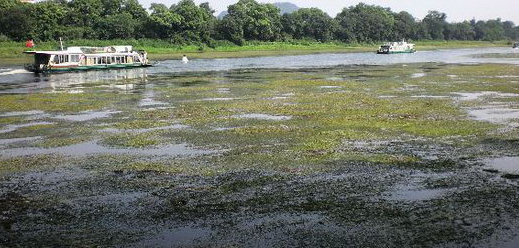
[0,0,518,46]
[0,40,510,62]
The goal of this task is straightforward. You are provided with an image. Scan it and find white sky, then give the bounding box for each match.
[139,0,519,24]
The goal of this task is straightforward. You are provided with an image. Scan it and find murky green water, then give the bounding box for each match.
[0,49,519,247]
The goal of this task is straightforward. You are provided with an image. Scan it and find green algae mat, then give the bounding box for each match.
[1,63,519,247]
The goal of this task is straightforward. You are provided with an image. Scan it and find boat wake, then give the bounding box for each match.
[0,69,32,76]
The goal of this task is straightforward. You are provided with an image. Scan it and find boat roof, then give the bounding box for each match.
[24,51,138,56]
[24,50,74,55]
[24,45,136,55]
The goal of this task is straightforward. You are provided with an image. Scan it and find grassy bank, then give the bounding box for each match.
[0,39,511,65]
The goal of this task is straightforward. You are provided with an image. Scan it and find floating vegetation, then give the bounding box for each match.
[1,61,519,247]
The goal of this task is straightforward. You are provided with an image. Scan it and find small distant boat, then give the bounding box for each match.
[24,45,151,73]
[513,42,519,49]
[377,40,416,54]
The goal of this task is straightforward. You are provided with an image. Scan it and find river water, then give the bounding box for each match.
[0,47,518,93]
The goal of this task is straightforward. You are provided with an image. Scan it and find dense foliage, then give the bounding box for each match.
[0,0,518,44]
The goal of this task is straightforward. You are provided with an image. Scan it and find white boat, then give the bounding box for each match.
[377,40,416,54]
[24,45,151,73]
[513,42,519,49]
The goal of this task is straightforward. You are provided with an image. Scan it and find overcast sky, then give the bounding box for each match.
[139,0,519,24]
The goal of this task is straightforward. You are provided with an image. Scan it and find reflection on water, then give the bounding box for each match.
[0,121,54,134]
[233,113,292,121]
[54,110,121,122]
[0,140,217,158]
[483,157,519,174]
[0,67,149,94]
[388,184,447,202]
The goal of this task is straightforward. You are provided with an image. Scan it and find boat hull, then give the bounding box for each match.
[377,50,416,54]
[25,63,152,73]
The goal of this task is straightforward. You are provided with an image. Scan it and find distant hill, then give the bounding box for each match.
[217,2,299,19]
[274,2,299,14]
[217,11,228,20]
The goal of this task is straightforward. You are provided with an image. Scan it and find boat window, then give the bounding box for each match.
[70,55,80,63]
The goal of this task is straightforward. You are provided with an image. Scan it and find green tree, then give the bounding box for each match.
[422,11,447,40]
[282,8,336,41]
[445,21,475,40]
[170,0,216,43]
[0,3,33,41]
[503,21,517,40]
[474,19,505,41]
[393,11,417,40]
[144,3,181,39]
[68,0,103,38]
[31,1,68,41]
[335,3,395,43]
[97,12,137,39]
[0,0,20,9]
[217,16,245,44]
[221,0,282,43]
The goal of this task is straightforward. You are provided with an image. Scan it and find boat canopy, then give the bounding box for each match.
[24,51,73,55]
[24,46,135,55]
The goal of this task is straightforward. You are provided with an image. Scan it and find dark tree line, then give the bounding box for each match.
[1,0,518,44]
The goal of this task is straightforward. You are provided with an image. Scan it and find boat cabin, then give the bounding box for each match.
[377,40,416,54]
[24,46,150,73]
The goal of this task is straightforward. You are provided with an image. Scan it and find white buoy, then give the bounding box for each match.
[182,55,189,63]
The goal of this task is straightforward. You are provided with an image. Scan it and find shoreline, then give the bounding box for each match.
[0,40,511,66]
